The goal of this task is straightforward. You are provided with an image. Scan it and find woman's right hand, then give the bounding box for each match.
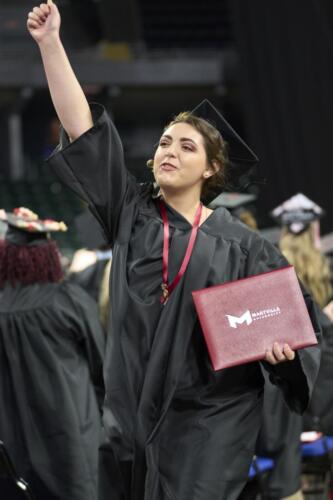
[27,1,61,45]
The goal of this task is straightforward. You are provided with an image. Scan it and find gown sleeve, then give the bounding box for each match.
[245,233,322,414]
[304,309,333,433]
[46,103,140,245]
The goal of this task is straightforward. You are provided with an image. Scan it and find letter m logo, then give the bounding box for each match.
[226,310,253,329]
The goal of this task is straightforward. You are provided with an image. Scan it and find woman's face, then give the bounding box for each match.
[153,122,214,195]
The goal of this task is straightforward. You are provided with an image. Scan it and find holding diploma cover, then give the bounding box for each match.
[193,266,318,370]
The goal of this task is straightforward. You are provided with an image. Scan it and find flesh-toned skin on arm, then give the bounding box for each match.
[27,0,93,140]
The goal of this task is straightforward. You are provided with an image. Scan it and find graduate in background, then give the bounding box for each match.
[27,4,321,499]
[274,193,332,310]
[272,194,333,437]
[0,207,105,500]
[209,191,258,230]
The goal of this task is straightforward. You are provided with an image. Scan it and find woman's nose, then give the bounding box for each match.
[165,145,177,157]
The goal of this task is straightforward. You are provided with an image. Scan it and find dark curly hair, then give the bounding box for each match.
[0,240,63,289]
[147,111,230,199]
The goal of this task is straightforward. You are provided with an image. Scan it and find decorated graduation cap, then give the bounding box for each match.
[191,99,259,186]
[270,193,324,234]
[0,207,67,246]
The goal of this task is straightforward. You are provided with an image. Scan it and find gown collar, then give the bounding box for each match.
[151,195,224,234]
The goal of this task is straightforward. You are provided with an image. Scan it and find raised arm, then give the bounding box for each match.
[27,0,93,140]
[28,1,140,244]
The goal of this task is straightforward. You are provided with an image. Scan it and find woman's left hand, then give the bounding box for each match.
[265,342,295,365]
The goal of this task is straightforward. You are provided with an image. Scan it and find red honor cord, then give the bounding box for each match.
[159,200,202,305]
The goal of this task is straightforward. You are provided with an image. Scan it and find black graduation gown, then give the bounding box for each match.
[303,308,333,434]
[47,104,321,500]
[255,370,303,499]
[0,281,105,500]
[69,259,110,302]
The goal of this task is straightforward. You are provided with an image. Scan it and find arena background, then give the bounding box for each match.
[1,0,333,253]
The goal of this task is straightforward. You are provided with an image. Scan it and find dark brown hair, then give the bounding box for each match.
[147,112,230,199]
[0,240,63,289]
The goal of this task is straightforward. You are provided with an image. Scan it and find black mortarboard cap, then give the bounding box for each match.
[191,99,259,185]
[270,193,324,234]
[209,192,259,230]
[209,192,257,210]
[1,207,67,246]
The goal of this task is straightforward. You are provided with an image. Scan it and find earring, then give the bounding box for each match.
[204,173,210,178]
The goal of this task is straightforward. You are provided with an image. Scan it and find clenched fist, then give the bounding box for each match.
[27,0,61,44]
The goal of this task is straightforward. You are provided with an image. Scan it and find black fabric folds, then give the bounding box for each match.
[304,308,333,434]
[0,282,105,500]
[47,104,321,500]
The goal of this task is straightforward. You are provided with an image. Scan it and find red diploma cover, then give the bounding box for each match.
[192,265,318,371]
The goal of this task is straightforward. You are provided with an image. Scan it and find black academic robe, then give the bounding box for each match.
[0,281,105,500]
[256,306,333,500]
[47,104,321,500]
[303,308,333,434]
[255,370,303,499]
[69,259,110,302]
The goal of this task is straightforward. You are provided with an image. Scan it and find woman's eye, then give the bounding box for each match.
[159,141,168,147]
[182,144,194,151]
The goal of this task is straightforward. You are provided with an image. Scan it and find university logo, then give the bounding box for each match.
[226,306,281,329]
[226,310,253,328]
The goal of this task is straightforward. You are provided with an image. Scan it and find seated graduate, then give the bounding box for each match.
[273,194,333,437]
[0,207,105,500]
[27,4,321,499]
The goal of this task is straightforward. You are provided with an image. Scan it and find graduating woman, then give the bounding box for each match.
[0,208,105,500]
[27,3,321,499]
